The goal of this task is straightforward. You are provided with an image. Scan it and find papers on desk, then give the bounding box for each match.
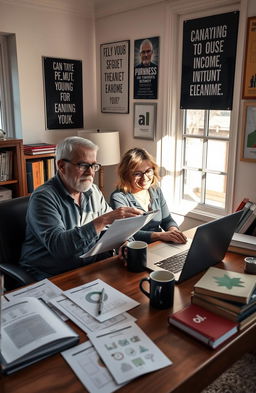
[80,211,158,258]
[64,279,139,322]
[62,323,172,391]
[50,295,136,334]
[62,341,127,393]
[5,278,67,321]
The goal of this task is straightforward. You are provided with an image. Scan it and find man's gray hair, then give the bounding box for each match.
[140,39,153,53]
[56,136,98,161]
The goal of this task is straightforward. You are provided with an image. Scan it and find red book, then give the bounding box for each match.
[24,143,56,150]
[235,198,250,211]
[168,304,238,348]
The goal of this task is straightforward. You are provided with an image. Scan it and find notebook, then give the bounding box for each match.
[146,210,243,283]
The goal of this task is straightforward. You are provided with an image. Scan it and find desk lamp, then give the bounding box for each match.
[77,129,120,194]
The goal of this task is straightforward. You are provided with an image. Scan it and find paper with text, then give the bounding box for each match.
[64,279,139,322]
[88,322,172,384]
[80,211,158,258]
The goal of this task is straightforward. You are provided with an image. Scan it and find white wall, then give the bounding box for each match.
[0,0,255,230]
[0,0,97,145]
[95,0,256,229]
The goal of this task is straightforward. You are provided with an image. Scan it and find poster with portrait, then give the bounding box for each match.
[101,40,130,113]
[180,12,239,110]
[134,36,159,100]
[43,57,83,129]
[242,17,256,99]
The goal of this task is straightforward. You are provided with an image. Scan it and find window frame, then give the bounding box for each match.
[0,35,14,137]
[169,4,247,222]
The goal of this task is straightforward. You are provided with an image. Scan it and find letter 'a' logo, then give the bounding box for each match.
[193,314,206,324]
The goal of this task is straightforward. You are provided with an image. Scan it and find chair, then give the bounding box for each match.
[0,196,35,291]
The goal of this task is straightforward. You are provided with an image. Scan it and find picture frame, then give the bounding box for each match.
[100,40,130,114]
[241,101,256,162]
[133,103,156,140]
[242,17,256,99]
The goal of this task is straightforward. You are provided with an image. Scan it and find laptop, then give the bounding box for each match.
[147,210,243,283]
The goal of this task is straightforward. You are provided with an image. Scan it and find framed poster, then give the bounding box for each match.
[242,17,256,99]
[101,40,130,113]
[241,102,256,162]
[180,11,239,110]
[133,103,156,140]
[43,57,83,129]
[134,36,159,99]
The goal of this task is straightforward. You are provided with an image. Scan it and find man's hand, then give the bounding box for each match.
[93,207,142,234]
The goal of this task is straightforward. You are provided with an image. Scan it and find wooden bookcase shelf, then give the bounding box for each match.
[0,138,26,198]
[24,152,56,195]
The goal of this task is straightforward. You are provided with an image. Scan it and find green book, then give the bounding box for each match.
[194,267,256,304]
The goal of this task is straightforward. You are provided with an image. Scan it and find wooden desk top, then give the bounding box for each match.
[1,251,256,393]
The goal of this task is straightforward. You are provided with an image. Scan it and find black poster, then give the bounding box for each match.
[43,57,83,129]
[134,36,159,99]
[180,12,239,110]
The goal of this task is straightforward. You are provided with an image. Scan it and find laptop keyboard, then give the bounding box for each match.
[154,251,188,273]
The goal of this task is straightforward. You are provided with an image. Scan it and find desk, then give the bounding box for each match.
[1,251,256,393]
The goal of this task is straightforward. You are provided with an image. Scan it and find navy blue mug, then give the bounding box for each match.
[139,270,175,309]
[122,241,147,272]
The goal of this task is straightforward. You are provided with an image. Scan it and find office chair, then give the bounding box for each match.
[0,196,35,291]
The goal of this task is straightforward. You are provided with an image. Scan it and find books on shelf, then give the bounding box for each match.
[235,198,256,235]
[26,158,56,192]
[0,297,79,375]
[194,267,256,304]
[0,150,13,181]
[24,143,56,156]
[168,304,238,349]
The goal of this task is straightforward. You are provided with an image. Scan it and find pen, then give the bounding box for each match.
[98,288,105,315]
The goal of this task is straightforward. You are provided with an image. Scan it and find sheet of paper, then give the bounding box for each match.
[62,341,126,393]
[64,279,139,322]
[80,211,158,258]
[5,279,67,320]
[50,295,136,333]
[88,322,172,384]
[1,297,77,364]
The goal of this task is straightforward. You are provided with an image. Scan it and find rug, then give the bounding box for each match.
[201,352,256,393]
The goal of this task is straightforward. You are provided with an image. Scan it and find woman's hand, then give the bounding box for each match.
[151,227,187,243]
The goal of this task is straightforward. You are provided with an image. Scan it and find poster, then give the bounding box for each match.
[241,102,256,162]
[134,36,159,100]
[242,17,256,99]
[101,40,130,113]
[43,57,83,129]
[180,12,239,110]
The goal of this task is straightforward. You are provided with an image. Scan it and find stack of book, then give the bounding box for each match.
[191,267,256,330]
[26,158,56,193]
[235,198,256,236]
[169,267,256,349]
[23,143,56,156]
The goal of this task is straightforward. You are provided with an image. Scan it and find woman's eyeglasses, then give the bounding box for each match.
[132,168,154,178]
[63,159,101,172]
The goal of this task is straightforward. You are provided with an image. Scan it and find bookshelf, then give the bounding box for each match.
[0,138,26,198]
[24,152,56,195]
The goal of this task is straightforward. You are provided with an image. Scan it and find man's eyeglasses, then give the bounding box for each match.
[132,168,154,178]
[63,159,101,172]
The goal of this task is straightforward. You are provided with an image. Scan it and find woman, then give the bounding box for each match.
[110,148,187,244]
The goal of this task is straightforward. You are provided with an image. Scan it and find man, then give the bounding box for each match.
[134,38,158,99]
[19,136,141,280]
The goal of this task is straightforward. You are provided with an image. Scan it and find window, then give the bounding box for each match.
[0,35,14,137]
[181,109,230,209]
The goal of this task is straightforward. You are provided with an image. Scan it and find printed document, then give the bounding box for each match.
[62,341,127,393]
[50,295,136,333]
[88,322,172,384]
[80,211,158,258]
[5,278,67,320]
[64,279,139,322]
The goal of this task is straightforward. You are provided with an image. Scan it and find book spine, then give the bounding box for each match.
[191,296,238,321]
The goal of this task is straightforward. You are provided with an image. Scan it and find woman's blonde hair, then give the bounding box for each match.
[117,148,160,193]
